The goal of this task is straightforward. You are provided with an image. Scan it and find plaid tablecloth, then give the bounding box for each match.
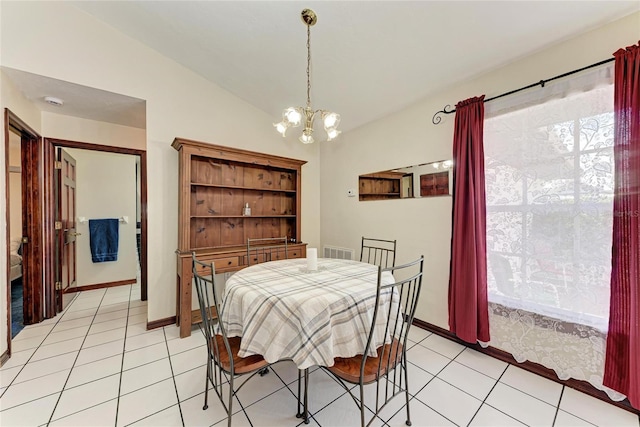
[219,258,396,369]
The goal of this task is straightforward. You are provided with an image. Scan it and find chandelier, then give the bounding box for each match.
[274,9,340,144]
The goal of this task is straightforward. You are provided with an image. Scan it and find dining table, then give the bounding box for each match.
[219,257,397,370]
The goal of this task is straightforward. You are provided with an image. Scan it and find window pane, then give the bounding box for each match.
[485,82,614,329]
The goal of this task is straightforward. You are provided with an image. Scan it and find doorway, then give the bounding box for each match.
[3,110,44,356]
[45,138,148,312]
[7,126,25,338]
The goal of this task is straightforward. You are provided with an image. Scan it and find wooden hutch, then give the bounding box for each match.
[173,138,307,337]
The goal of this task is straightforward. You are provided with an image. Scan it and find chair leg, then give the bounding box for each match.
[359,383,366,427]
[203,360,210,410]
[295,369,310,424]
[296,370,302,418]
[404,363,412,426]
[228,376,234,427]
[303,368,309,424]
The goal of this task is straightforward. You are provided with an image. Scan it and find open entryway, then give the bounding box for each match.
[46,138,148,310]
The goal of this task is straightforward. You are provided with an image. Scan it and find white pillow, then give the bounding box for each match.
[9,240,20,255]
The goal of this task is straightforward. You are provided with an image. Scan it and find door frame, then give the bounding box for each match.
[43,138,148,315]
[4,109,43,358]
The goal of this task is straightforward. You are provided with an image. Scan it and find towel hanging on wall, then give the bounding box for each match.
[89,218,119,263]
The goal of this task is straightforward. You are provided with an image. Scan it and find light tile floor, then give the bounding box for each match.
[1,284,639,427]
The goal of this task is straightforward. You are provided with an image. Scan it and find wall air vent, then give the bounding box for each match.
[323,245,354,261]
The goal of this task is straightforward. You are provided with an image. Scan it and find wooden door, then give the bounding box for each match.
[56,148,78,311]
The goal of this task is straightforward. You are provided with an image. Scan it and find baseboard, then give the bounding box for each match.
[64,279,136,293]
[412,318,639,416]
[147,316,176,331]
[0,349,10,367]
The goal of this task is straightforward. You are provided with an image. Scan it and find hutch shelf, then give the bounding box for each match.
[173,138,307,337]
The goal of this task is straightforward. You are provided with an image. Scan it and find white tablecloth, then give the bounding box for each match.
[219,258,396,369]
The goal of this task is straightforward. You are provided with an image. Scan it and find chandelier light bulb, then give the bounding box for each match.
[274,9,340,144]
[284,108,302,126]
[322,112,340,129]
[326,128,341,141]
[299,128,315,144]
[274,121,289,136]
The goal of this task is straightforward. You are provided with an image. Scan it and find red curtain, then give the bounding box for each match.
[448,95,490,344]
[604,41,640,409]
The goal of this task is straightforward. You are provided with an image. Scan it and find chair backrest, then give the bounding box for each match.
[488,252,515,295]
[246,237,288,266]
[362,255,424,393]
[360,237,397,268]
[192,253,232,373]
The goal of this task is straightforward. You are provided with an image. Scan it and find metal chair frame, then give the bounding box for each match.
[192,253,271,427]
[360,237,397,269]
[320,256,424,427]
[246,236,289,265]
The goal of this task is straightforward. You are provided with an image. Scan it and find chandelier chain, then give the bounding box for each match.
[306,23,311,109]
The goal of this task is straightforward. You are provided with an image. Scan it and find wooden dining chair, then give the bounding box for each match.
[246,236,288,265]
[360,237,397,268]
[321,255,424,427]
[191,253,271,427]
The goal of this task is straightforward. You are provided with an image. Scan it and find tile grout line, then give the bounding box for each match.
[0,297,78,398]
[160,326,186,427]
[297,368,357,425]
[407,350,466,426]
[44,295,150,423]
[453,349,609,425]
[414,347,545,426]
[0,293,87,403]
[114,284,135,427]
[552,386,566,426]
[464,361,512,426]
[497,378,564,411]
[1,288,138,421]
[45,288,109,425]
[237,362,309,423]
[551,387,599,426]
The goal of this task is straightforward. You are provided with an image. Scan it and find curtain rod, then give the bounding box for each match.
[431,57,615,125]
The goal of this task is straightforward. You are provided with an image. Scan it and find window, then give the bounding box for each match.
[484,67,614,331]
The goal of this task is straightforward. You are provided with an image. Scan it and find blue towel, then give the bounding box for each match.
[89,219,119,263]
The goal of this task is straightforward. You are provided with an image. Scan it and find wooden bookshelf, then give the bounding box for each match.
[173,138,307,337]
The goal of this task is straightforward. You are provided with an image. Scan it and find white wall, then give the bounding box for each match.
[65,148,137,287]
[0,0,322,342]
[320,12,640,329]
[42,112,146,150]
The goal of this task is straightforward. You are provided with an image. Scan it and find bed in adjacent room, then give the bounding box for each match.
[10,240,22,282]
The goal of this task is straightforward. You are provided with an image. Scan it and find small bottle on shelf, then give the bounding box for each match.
[242,203,251,216]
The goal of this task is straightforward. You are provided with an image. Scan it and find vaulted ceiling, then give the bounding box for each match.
[7,1,640,132]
